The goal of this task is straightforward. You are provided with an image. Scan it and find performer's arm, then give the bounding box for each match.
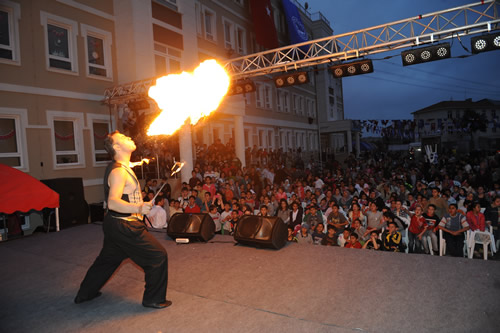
[107,168,151,214]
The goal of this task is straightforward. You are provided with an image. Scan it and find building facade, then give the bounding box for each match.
[1,0,351,204]
[412,98,500,154]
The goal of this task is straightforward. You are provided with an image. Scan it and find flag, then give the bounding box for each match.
[249,0,279,49]
[282,0,309,47]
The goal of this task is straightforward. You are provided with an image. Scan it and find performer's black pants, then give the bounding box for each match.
[76,215,168,304]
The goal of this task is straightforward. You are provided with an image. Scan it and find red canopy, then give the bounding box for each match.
[0,164,59,214]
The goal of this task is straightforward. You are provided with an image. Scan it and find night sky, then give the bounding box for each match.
[304,0,500,120]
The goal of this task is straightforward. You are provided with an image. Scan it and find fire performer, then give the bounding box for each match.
[74,131,171,309]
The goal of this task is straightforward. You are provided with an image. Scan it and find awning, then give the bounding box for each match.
[0,164,59,214]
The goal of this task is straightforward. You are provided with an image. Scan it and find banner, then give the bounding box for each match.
[249,0,279,49]
[282,0,309,50]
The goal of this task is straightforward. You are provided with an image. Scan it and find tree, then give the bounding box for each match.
[459,109,488,151]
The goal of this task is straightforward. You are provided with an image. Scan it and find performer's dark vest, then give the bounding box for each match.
[104,161,132,218]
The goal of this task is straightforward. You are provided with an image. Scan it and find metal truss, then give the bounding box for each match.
[103,77,157,104]
[225,0,499,79]
[103,0,499,104]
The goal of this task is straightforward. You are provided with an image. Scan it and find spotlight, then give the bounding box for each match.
[471,32,500,54]
[401,43,451,66]
[330,59,373,78]
[274,72,309,88]
[227,79,256,95]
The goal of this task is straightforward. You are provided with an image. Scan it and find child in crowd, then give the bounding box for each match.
[296,224,313,245]
[311,223,326,245]
[321,225,337,246]
[208,205,221,233]
[345,233,362,249]
[362,231,382,250]
[337,228,351,247]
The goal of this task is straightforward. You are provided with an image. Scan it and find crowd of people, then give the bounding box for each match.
[141,139,500,258]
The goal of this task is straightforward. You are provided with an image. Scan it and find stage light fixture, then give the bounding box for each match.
[401,43,451,66]
[329,59,373,78]
[471,32,500,54]
[227,79,256,96]
[274,72,309,88]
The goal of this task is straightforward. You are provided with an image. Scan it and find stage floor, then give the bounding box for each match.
[1,224,499,333]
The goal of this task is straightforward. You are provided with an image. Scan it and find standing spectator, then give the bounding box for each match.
[429,188,449,219]
[408,206,427,253]
[485,196,500,243]
[422,204,440,255]
[439,203,469,257]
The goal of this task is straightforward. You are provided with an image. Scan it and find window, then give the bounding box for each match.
[222,18,234,50]
[292,94,299,114]
[47,111,84,168]
[0,108,28,170]
[88,114,112,165]
[235,25,246,54]
[41,12,78,73]
[154,42,181,76]
[195,2,202,36]
[0,1,21,64]
[276,91,283,112]
[255,83,263,108]
[298,96,304,115]
[81,24,113,80]
[311,100,316,118]
[202,6,217,42]
[264,84,272,109]
[283,91,290,113]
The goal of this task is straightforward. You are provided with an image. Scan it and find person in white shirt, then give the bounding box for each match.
[147,197,167,229]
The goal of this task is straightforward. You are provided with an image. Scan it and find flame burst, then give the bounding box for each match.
[147,59,230,136]
[129,158,150,168]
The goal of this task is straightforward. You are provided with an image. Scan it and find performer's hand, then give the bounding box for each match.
[140,202,153,215]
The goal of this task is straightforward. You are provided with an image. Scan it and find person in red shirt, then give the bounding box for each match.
[408,206,427,253]
[184,196,201,213]
[466,202,487,232]
[345,232,362,249]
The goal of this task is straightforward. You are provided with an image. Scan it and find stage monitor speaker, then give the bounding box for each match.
[167,213,215,242]
[41,178,89,229]
[234,215,287,250]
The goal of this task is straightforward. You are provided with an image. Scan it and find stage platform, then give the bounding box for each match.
[1,224,499,333]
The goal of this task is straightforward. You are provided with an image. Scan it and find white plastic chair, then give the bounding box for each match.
[468,225,496,260]
[439,229,468,257]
